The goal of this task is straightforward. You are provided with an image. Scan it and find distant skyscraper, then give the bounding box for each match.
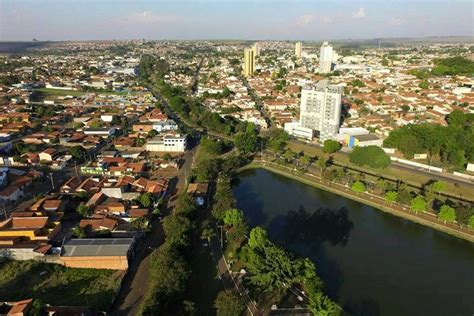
[295,41,302,58]
[253,42,261,56]
[299,80,343,141]
[243,47,255,77]
[319,41,333,73]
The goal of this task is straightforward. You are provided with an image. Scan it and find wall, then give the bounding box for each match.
[60,256,129,270]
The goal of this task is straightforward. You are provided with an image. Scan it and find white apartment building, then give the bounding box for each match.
[146,134,187,153]
[319,41,334,73]
[299,80,343,141]
[295,41,302,58]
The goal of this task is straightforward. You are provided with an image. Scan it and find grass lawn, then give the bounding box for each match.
[0,260,123,311]
[35,87,86,97]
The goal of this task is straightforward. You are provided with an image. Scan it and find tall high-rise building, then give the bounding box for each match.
[319,41,333,73]
[295,41,302,58]
[299,80,343,141]
[253,42,261,56]
[243,47,255,77]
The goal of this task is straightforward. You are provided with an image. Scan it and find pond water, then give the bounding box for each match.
[233,168,474,316]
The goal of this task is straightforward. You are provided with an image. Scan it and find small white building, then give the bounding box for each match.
[284,122,313,140]
[146,134,187,153]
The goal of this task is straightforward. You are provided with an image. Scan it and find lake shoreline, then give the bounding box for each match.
[238,161,474,243]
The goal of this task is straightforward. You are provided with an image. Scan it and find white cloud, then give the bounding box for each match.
[125,11,178,24]
[389,17,405,26]
[296,14,333,26]
[352,7,365,19]
[297,14,315,26]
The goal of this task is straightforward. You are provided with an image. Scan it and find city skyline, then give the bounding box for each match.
[0,0,472,41]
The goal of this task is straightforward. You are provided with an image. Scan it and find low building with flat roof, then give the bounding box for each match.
[60,238,136,270]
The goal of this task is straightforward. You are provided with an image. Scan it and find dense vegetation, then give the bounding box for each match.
[0,260,120,311]
[408,57,474,78]
[383,110,474,169]
[139,192,199,315]
[349,145,391,169]
[432,57,474,77]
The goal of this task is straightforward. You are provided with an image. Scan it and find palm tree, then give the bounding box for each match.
[315,157,327,173]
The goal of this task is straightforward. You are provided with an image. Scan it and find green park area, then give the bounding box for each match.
[0,260,122,311]
[287,141,474,201]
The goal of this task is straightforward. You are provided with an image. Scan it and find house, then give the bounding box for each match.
[39,148,58,162]
[60,176,82,194]
[0,299,33,316]
[0,212,62,242]
[0,185,23,203]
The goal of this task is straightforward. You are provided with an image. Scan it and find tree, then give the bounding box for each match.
[468,215,474,230]
[385,191,398,206]
[431,180,445,197]
[375,178,387,193]
[72,225,87,238]
[201,221,215,241]
[175,193,197,216]
[438,205,456,223]
[29,299,44,316]
[315,157,327,173]
[223,209,244,226]
[147,129,158,138]
[418,81,429,89]
[322,139,341,154]
[163,215,193,248]
[76,203,90,217]
[136,192,154,208]
[69,145,86,161]
[131,217,148,232]
[234,123,258,153]
[351,181,366,195]
[212,180,235,220]
[349,146,390,169]
[214,289,245,316]
[410,196,427,213]
[264,128,289,152]
[299,155,311,170]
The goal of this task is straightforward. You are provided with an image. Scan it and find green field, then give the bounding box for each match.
[35,87,86,97]
[0,260,122,310]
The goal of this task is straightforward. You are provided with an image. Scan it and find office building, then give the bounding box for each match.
[299,80,343,141]
[243,47,256,77]
[319,41,334,73]
[295,41,302,58]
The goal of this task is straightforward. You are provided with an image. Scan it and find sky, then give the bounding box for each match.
[0,0,472,41]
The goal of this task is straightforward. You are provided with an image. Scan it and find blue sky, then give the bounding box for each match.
[0,0,472,41]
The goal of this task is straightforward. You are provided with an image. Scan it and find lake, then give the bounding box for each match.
[233,168,474,316]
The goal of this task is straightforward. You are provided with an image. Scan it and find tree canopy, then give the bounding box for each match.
[323,140,341,154]
[349,146,390,169]
[438,205,456,223]
[351,181,366,194]
[411,196,427,213]
[383,111,474,169]
[213,289,245,316]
